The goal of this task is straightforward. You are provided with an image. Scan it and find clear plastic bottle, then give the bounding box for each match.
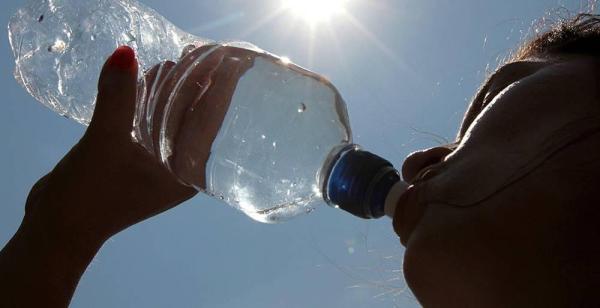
[8,0,406,222]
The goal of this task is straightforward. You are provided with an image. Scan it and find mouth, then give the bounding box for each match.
[393,183,426,246]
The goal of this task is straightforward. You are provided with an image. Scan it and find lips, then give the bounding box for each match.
[393,183,426,246]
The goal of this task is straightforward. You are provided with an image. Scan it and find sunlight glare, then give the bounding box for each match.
[283,0,348,25]
[280,56,291,65]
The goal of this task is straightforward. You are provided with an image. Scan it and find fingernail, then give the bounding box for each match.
[107,46,137,71]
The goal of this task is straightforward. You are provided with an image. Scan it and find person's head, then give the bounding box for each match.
[395,13,600,307]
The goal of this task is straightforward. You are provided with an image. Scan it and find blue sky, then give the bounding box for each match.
[0,0,592,307]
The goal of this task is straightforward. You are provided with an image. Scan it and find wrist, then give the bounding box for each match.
[23,174,108,257]
[25,164,122,245]
[21,208,106,264]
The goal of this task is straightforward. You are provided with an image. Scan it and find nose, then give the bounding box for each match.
[401,145,456,183]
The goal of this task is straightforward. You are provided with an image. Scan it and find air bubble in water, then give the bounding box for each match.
[298,103,306,113]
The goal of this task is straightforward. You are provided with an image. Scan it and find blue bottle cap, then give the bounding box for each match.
[325,147,400,219]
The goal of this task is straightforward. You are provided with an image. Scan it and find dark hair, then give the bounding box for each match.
[513,13,600,61]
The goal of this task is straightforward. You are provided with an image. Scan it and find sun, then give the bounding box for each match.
[282,0,348,25]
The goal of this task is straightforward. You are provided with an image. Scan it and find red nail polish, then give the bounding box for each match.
[107,46,137,71]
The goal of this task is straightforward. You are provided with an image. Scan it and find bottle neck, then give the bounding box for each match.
[324,146,407,219]
[384,181,408,218]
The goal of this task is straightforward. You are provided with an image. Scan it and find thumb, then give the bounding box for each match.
[90,46,139,133]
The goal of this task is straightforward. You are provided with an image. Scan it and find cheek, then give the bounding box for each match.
[402,155,590,306]
[426,79,599,206]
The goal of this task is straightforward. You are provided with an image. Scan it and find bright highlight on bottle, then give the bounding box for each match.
[280,56,291,64]
[282,0,348,25]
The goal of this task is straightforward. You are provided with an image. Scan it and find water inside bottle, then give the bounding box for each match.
[208,55,352,222]
[136,47,352,222]
[9,0,202,125]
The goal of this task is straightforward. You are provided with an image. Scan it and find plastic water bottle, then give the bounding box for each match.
[8,0,407,222]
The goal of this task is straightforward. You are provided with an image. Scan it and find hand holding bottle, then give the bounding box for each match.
[26,46,197,244]
[0,47,206,307]
[136,45,257,190]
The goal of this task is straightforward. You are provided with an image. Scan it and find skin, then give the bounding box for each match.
[395,55,600,307]
[1,47,599,307]
[0,46,251,307]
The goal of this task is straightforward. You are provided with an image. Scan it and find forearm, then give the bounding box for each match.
[0,211,103,307]
[0,135,193,307]
[0,46,198,307]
